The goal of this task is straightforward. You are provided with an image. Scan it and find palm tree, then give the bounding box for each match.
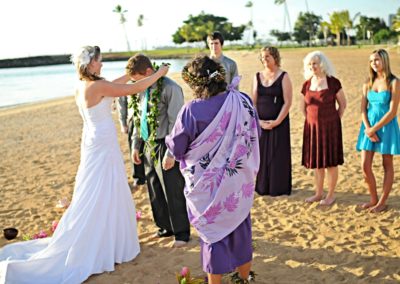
[137,14,146,50]
[344,12,360,46]
[245,1,254,44]
[329,10,350,46]
[392,8,400,45]
[274,0,292,32]
[113,5,131,51]
[320,21,330,45]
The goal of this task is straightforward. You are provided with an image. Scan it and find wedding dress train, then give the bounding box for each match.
[0,97,140,283]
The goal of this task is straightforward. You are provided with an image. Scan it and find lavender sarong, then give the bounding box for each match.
[180,77,260,244]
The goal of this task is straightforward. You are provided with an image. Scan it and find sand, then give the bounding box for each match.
[1,47,399,283]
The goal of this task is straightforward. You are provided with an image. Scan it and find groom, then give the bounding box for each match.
[125,54,190,247]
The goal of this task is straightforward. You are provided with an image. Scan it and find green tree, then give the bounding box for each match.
[137,14,146,50]
[329,10,351,46]
[172,12,246,44]
[137,14,144,27]
[355,16,387,41]
[320,21,331,44]
[293,12,322,44]
[373,28,396,43]
[270,29,291,42]
[245,1,255,44]
[392,8,400,31]
[392,8,400,44]
[113,5,131,51]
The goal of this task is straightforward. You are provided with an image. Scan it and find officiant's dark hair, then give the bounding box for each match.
[182,55,227,99]
[126,54,154,75]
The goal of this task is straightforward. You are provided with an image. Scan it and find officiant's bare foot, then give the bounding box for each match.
[305,195,323,203]
[369,203,388,213]
[320,197,336,206]
[358,202,377,210]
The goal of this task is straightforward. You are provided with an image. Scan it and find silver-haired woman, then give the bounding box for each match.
[300,50,347,206]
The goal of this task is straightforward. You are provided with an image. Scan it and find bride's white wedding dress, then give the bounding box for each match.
[0,97,140,283]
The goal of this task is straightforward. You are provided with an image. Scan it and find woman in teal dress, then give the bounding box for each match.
[356,49,400,213]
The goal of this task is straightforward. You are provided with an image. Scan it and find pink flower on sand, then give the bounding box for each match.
[51,221,58,232]
[136,211,142,221]
[181,266,189,277]
[33,230,48,239]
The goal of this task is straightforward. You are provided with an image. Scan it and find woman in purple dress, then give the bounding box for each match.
[251,46,293,196]
[166,56,260,284]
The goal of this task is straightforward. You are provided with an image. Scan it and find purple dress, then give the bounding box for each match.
[166,92,253,274]
[255,71,292,196]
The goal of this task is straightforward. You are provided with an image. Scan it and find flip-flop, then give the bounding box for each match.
[357,202,376,210]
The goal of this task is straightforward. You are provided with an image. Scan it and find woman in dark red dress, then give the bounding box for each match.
[251,46,293,196]
[301,51,347,206]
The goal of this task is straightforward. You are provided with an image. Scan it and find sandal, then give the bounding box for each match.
[230,271,256,283]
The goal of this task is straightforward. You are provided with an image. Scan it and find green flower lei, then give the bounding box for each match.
[128,62,165,160]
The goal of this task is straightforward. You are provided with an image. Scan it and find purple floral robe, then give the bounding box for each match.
[166,77,260,243]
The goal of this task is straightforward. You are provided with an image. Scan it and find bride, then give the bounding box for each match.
[0,46,168,283]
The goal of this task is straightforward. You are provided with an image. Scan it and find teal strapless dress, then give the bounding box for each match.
[356,90,400,154]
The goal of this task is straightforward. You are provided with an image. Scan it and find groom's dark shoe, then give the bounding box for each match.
[155,229,173,238]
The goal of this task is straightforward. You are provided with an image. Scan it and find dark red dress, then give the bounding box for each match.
[301,76,344,169]
[255,71,292,196]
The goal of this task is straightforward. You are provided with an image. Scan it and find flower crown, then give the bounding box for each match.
[70,47,95,68]
[182,64,226,89]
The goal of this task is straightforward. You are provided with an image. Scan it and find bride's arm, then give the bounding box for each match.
[112,74,131,84]
[95,65,168,98]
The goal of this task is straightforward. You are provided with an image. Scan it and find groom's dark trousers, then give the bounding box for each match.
[143,139,190,241]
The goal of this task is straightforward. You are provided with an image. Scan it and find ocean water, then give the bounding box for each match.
[0,59,187,108]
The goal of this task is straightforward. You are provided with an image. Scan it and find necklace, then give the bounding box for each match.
[262,69,281,86]
[128,62,164,160]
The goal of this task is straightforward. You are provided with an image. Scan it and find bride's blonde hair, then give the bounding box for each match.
[70,46,103,81]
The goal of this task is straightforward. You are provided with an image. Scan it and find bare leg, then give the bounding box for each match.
[207,274,222,284]
[370,154,393,212]
[361,150,378,209]
[320,167,338,205]
[305,168,324,202]
[237,261,252,280]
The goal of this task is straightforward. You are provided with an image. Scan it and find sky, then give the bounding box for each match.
[0,0,398,59]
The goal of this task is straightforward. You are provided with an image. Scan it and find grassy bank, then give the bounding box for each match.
[0,44,393,69]
[0,48,205,69]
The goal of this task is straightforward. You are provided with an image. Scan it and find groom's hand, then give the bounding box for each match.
[132,149,142,165]
[162,155,175,171]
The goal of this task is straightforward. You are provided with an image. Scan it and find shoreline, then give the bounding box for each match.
[0,53,195,69]
[0,95,75,112]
